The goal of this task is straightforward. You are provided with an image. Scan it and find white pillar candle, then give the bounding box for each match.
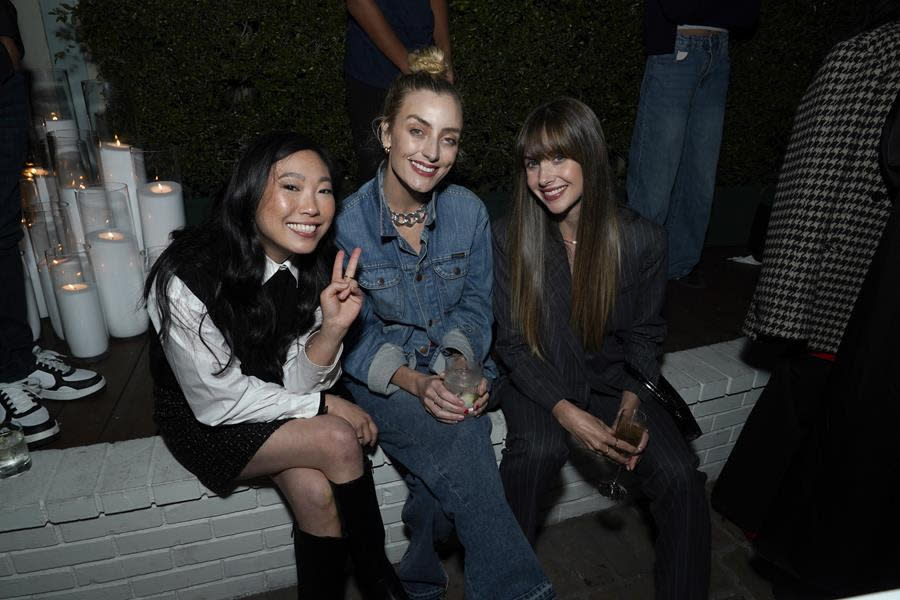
[55,283,109,358]
[22,256,41,341]
[139,181,184,248]
[99,138,146,250]
[38,259,65,340]
[20,225,48,318]
[87,229,149,338]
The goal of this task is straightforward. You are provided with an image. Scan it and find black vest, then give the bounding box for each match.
[149,266,302,392]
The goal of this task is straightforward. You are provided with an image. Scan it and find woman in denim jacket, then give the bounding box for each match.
[335,47,553,600]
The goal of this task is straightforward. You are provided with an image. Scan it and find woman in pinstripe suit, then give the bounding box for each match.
[492,98,711,599]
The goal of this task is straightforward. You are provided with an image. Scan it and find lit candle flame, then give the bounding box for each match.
[61,283,88,292]
[98,231,125,241]
[114,134,121,147]
[50,112,59,121]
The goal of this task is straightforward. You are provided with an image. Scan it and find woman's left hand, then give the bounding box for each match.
[467,377,490,418]
[320,248,363,335]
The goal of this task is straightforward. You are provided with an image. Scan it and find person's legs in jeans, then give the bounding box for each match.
[626,52,695,228]
[0,73,35,384]
[393,470,454,596]
[666,36,731,279]
[346,380,553,600]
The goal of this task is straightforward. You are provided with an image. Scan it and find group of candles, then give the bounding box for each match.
[21,114,187,359]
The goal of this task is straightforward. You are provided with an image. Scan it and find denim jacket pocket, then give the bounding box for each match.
[358,265,404,321]
[432,253,470,312]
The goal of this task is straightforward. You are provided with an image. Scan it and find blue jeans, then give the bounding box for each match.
[344,378,554,600]
[627,32,731,279]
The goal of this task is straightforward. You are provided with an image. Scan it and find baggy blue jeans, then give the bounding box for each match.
[344,377,554,600]
[627,32,731,279]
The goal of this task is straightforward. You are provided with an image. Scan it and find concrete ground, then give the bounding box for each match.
[246,488,777,600]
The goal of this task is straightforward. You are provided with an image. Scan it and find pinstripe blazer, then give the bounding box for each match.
[492,207,667,414]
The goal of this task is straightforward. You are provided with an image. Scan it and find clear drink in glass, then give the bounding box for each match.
[0,423,32,478]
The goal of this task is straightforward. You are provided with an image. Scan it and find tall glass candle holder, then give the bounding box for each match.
[23,203,74,340]
[134,148,185,249]
[49,249,109,358]
[29,69,79,160]
[18,226,47,318]
[78,183,149,338]
[99,136,146,250]
[81,79,114,141]
[20,167,60,207]
[48,130,101,245]
[141,244,167,273]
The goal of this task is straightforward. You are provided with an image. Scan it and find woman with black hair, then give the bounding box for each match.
[145,132,407,599]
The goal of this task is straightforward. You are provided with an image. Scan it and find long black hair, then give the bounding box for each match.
[145,132,337,381]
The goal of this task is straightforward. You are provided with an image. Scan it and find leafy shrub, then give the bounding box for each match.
[72,0,847,198]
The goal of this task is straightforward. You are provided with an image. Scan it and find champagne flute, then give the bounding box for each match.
[598,407,647,500]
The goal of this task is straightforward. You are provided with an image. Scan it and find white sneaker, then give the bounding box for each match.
[0,379,60,448]
[29,347,106,401]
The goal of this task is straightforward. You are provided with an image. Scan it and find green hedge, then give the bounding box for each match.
[73,0,848,198]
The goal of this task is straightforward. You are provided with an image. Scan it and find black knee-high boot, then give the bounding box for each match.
[331,461,409,600]
[293,526,348,599]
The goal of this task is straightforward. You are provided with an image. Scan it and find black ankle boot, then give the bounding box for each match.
[331,462,410,600]
[293,525,348,599]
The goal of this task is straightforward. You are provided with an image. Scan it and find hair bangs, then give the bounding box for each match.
[518,107,582,164]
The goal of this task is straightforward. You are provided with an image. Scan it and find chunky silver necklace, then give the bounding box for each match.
[390,205,427,227]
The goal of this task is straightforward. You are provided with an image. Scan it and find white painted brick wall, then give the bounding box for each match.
[0,338,768,600]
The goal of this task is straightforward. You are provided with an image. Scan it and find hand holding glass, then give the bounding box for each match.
[442,355,482,410]
[598,407,648,500]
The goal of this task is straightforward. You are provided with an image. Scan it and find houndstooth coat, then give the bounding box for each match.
[743,21,900,353]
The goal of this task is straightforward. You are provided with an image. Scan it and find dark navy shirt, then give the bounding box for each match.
[345,0,435,89]
[643,0,759,55]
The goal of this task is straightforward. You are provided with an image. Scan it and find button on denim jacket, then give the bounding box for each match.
[335,168,494,396]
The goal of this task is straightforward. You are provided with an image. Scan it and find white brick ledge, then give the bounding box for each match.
[0,338,769,600]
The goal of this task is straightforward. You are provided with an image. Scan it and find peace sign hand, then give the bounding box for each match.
[319,248,363,336]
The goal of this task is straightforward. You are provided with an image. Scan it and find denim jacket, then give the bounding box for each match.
[335,167,494,395]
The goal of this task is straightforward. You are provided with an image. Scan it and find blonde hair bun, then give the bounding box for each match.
[407,46,449,78]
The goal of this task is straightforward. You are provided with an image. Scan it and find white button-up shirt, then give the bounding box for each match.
[147,256,342,426]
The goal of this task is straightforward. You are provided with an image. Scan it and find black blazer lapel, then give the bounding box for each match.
[544,239,590,395]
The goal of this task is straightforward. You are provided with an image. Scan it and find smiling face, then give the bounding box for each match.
[381,90,462,207]
[524,153,584,222]
[255,150,335,263]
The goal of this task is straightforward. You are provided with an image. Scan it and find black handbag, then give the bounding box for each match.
[625,363,702,441]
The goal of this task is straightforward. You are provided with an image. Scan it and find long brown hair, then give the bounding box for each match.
[508,98,621,356]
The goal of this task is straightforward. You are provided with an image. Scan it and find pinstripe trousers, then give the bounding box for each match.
[499,387,711,600]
